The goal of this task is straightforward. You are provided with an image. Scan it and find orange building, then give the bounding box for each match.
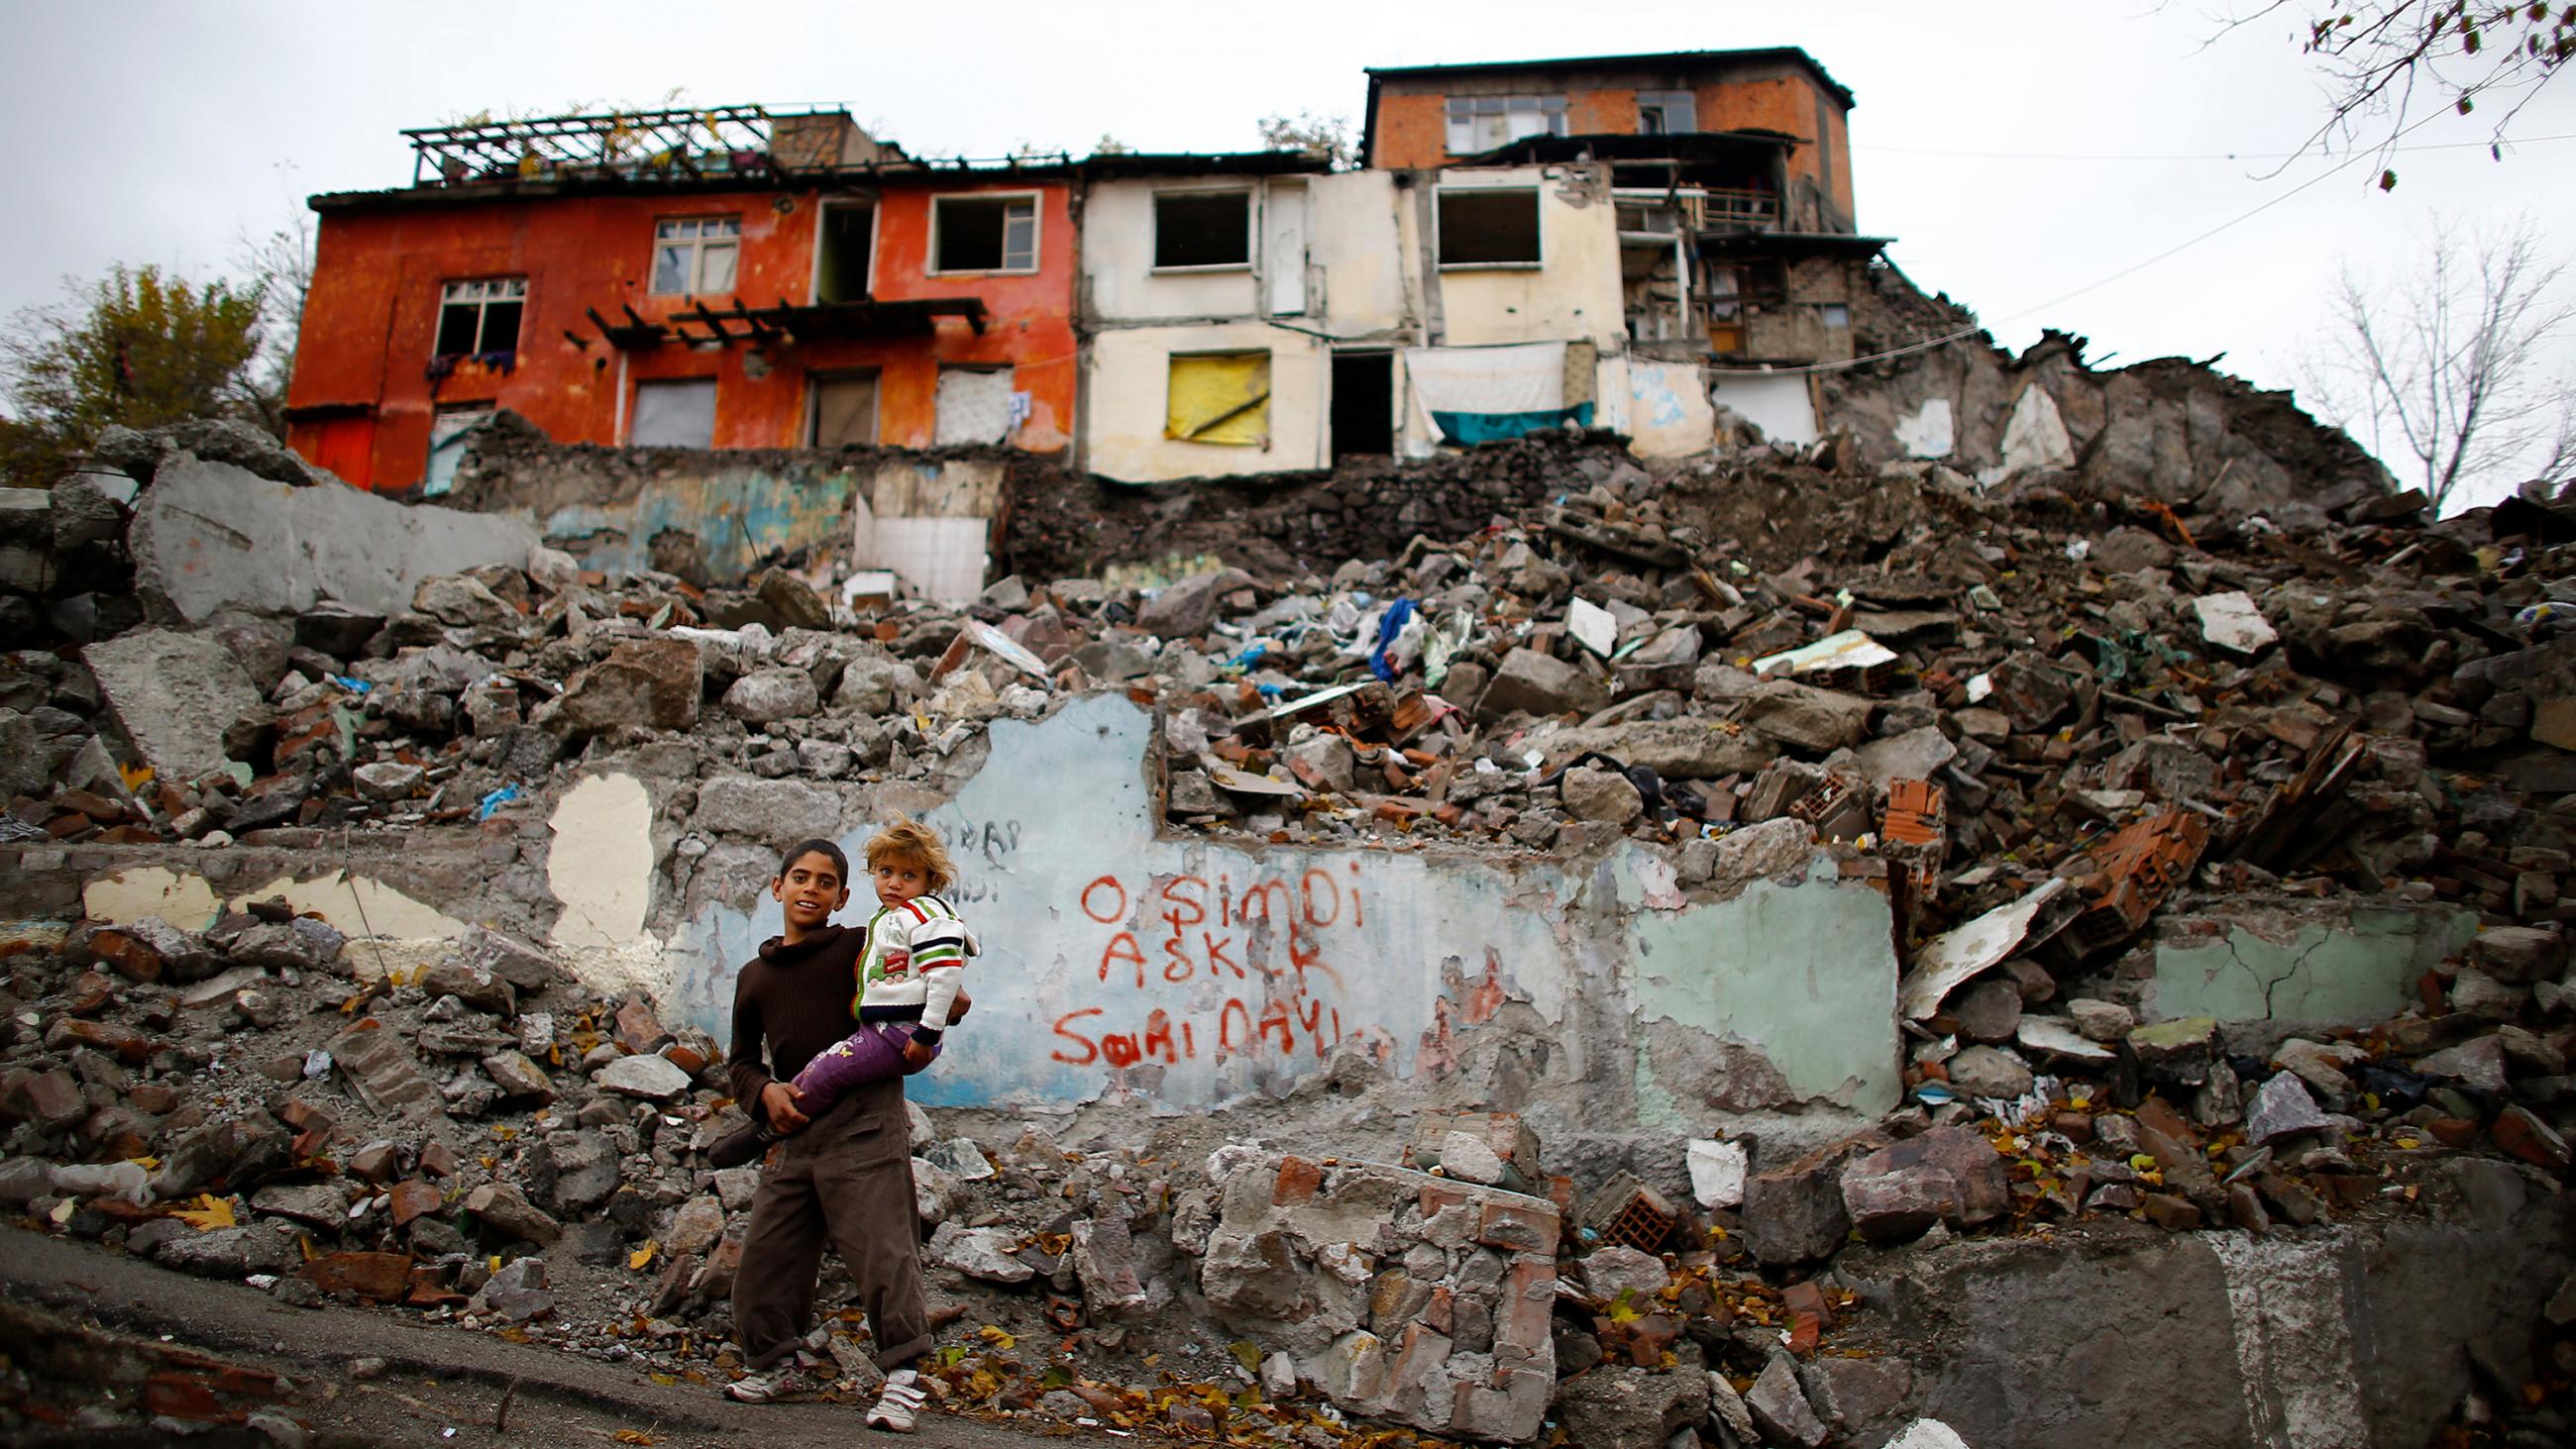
[287,108,1078,491]
[1362,49,1857,233]
[1363,49,1880,367]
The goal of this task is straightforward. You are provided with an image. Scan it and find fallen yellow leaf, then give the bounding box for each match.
[630,1240,658,1272]
[169,1193,236,1231]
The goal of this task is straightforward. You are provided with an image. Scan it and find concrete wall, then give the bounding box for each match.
[673,692,1903,1118]
[1083,324,1333,479]
[1079,171,1414,483]
[1625,359,1719,457]
[1425,165,1625,352]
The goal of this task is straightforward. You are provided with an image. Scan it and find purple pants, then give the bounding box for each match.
[789,1021,939,1119]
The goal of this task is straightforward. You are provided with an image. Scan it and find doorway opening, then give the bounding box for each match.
[1331,352,1394,459]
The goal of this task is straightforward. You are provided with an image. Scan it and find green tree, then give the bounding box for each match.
[2225,2,2575,186]
[0,264,267,485]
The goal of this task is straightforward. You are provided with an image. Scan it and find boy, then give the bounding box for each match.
[709,820,977,1168]
[720,836,967,1431]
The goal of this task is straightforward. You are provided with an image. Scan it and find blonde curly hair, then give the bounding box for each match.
[865,818,955,894]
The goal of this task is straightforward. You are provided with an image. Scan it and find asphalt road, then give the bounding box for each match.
[0,1227,1088,1448]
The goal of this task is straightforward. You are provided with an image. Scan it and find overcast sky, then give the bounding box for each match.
[5,0,2570,508]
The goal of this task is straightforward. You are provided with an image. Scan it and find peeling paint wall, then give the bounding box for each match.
[674,693,1902,1118]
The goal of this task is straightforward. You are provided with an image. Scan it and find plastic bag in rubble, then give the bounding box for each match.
[1422,610,1475,687]
[1369,599,1423,681]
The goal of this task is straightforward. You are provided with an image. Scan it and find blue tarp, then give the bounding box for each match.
[1430,402,1594,445]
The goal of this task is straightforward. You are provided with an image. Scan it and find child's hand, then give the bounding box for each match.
[760,1082,808,1134]
[901,1039,935,1070]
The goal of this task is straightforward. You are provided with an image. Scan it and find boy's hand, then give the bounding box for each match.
[948,989,972,1023]
[760,1082,808,1134]
[901,1039,935,1070]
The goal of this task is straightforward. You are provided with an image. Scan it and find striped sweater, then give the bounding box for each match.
[854,893,979,1043]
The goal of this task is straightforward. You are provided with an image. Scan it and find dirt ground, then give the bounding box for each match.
[0,1227,1091,1449]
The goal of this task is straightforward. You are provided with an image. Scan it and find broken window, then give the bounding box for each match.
[1636,91,1696,135]
[931,194,1037,273]
[814,203,874,303]
[1437,189,1542,267]
[650,217,740,295]
[434,277,525,358]
[1165,353,1271,447]
[631,377,717,448]
[1153,191,1251,269]
[809,371,879,447]
[1444,94,1566,155]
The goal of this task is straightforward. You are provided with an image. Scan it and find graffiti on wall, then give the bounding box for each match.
[673,692,1902,1113]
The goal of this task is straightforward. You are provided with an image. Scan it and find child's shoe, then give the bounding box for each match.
[706,1118,778,1169]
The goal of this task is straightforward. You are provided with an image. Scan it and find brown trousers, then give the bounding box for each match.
[730,1076,932,1373]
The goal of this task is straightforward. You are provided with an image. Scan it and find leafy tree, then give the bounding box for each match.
[0,264,267,486]
[1258,112,1355,170]
[2225,2,2575,186]
[2306,217,2575,512]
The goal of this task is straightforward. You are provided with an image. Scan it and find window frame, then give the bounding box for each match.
[433,276,527,358]
[805,367,882,447]
[927,191,1042,276]
[808,198,879,304]
[1149,187,1256,273]
[628,375,719,449]
[1636,90,1697,135]
[1434,187,1545,270]
[649,216,743,297]
[1442,94,1567,155]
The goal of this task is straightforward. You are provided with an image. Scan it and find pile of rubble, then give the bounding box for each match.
[6,418,2576,1447]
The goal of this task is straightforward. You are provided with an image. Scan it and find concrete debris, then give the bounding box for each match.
[6,414,2576,1447]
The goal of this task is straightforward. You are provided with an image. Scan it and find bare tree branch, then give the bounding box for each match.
[2305,216,2576,512]
[2208,2,2574,184]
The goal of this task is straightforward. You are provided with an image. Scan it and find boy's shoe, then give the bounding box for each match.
[707,1119,779,1170]
[725,1362,816,1403]
[865,1368,925,1432]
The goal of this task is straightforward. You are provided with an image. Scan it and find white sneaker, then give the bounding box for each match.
[865,1368,925,1432]
[725,1362,815,1403]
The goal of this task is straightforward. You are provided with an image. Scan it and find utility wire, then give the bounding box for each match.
[1708,106,2469,378]
[1853,133,2574,162]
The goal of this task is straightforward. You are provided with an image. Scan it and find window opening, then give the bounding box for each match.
[1444,94,1567,155]
[815,204,875,303]
[809,371,880,447]
[1637,91,1696,135]
[1331,353,1394,458]
[1165,353,1271,447]
[631,377,717,448]
[1153,191,1251,268]
[932,195,1037,273]
[434,277,525,358]
[1438,190,1542,267]
[651,217,741,295]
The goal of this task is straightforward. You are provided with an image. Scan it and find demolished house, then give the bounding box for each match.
[1,45,2574,1449]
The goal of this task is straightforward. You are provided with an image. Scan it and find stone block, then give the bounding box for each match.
[83,627,261,782]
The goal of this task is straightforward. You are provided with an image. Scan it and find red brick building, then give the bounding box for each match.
[287,109,1078,491]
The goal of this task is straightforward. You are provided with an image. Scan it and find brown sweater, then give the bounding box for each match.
[725,924,866,1106]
